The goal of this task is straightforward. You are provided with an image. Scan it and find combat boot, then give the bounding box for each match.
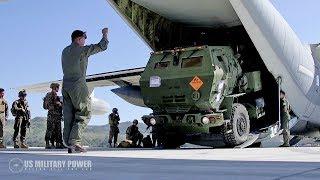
[13,141,20,148]
[0,142,6,149]
[280,143,290,147]
[50,141,56,149]
[68,144,87,153]
[55,143,66,149]
[45,141,52,149]
[20,142,29,149]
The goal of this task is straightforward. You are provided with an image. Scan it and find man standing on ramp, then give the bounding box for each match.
[62,28,109,153]
[280,90,291,147]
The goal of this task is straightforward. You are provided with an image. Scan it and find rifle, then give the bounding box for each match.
[22,108,31,132]
[27,110,31,135]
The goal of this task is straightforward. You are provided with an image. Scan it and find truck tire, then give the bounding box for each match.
[222,103,250,147]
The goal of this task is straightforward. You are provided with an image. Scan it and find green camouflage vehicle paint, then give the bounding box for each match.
[140,46,264,146]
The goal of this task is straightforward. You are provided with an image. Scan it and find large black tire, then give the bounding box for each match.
[222,103,250,147]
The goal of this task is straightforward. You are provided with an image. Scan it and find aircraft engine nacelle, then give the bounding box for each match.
[90,96,110,116]
[111,86,146,107]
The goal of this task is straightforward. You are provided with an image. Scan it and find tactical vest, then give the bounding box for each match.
[12,100,29,117]
[0,99,6,113]
[45,92,62,115]
[109,113,119,126]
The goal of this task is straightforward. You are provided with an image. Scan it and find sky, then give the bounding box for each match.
[0,0,319,125]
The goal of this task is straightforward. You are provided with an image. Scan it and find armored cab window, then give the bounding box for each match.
[154,61,170,69]
[181,56,203,68]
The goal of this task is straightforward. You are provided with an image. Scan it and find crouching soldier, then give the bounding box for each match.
[126,119,143,147]
[12,90,30,149]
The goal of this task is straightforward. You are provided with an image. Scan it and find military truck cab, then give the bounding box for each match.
[140,46,266,148]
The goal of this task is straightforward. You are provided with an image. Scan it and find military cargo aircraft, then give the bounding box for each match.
[21,0,320,148]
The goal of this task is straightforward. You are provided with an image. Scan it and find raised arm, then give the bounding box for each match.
[81,28,109,58]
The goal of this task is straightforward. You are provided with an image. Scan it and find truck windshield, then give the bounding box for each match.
[181,56,203,68]
[154,61,170,69]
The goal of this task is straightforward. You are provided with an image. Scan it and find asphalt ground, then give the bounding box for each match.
[0,147,320,180]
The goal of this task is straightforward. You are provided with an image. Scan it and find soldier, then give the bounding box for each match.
[0,88,8,149]
[12,90,31,149]
[44,83,64,149]
[280,90,291,147]
[150,123,165,148]
[62,28,109,153]
[126,119,143,147]
[108,108,120,148]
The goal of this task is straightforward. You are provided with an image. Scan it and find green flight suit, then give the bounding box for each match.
[280,97,291,146]
[0,98,8,144]
[62,37,109,146]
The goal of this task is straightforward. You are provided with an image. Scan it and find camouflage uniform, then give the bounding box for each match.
[126,124,143,147]
[44,91,63,147]
[62,37,109,146]
[12,99,30,148]
[108,112,120,147]
[280,97,291,147]
[0,97,8,147]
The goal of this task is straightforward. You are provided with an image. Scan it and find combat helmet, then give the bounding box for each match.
[133,119,138,125]
[18,89,27,97]
[112,108,118,113]
[50,83,60,89]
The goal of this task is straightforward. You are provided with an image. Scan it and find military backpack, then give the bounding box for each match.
[11,102,17,117]
[43,96,48,110]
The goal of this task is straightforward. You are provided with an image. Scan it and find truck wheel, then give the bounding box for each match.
[222,103,250,147]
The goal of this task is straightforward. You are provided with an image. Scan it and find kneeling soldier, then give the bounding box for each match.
[126,119,143,147]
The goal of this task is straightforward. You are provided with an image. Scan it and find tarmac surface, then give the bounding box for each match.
[0,147,320,180]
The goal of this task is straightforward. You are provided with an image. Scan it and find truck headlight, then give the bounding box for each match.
[201,117,210,124]
[150,118,156,125]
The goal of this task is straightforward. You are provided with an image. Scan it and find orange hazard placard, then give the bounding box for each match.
[189,76,203,91]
